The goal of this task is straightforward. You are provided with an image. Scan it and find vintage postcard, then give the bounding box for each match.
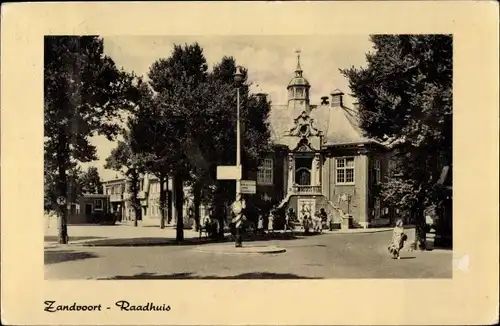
[1,1,498,325]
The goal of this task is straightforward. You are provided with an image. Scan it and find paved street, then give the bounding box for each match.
[45,226,452,279]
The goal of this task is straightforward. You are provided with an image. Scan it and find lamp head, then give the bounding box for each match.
[234,66,244,86]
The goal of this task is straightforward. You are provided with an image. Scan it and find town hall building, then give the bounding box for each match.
[254,53,393,228]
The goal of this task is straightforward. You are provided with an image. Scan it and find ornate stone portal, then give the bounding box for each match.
[284,110,323,194]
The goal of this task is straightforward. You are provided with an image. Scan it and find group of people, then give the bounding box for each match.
[199,202,410,260]
[297,208,329,234]
[253,206,330,235]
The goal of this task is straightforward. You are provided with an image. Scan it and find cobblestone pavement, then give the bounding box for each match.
[45,230,452,280]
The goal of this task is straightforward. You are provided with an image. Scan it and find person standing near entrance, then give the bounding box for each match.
[319,208,328,229]
[257,213,264,235]
[267,209,275,234]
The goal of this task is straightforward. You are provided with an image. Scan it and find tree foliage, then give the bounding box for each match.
[341,35,452,244]
[126,44,272,240]
[44,36,139,242]
[79,166,103,194]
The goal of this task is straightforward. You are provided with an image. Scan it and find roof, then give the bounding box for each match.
[287,76,310,88]
[267,103,384,148]
[331,88,344,96]
[312,104,370,146]
[267,105,293,144]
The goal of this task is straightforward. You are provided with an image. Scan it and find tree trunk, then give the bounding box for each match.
[167,180,172,225]
[57,169,69,244]
[414,197,427,250]
[215,192,226,239]
[129,169,141,227]
[174,176,184,241]
[193,183,201,231]
[57,134,69,244]
[159,175,166,229]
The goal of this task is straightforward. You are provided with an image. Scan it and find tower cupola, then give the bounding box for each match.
[287,50,311,112]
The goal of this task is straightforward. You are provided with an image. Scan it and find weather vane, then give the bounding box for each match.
[295,48,301,59]
[295,48,302,71]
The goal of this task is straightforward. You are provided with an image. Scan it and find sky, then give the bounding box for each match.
[84,35,374,181]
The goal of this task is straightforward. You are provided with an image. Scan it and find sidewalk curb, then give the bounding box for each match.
[193,244,286,255]
[322,228,393,235]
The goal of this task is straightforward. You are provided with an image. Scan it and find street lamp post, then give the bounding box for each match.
[233,66,244,247]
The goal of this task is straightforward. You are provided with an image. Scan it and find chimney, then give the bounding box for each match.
[320,96,329,105]
[256,93,268,103]
[330,89,344,107]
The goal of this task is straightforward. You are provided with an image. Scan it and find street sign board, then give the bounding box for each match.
[56,196,66,206]
[241,180,257,194]
[216,165,242,180]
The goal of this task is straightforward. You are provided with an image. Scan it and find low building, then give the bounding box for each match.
[103,175,207,227]
[67,194,110,224]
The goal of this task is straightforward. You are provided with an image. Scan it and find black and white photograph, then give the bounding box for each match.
[2,2,498,325]
[43,34,453,280]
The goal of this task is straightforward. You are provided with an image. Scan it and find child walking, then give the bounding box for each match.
[388,219,408,259]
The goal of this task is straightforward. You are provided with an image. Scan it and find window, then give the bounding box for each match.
[296,88,304,97]
[336,157,355,184]
[106,188,112,195]
[257,158,273,185]
[94,199,103,211]
[374,159,381,184]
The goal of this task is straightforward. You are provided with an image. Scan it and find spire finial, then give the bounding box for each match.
[295,48,302,72]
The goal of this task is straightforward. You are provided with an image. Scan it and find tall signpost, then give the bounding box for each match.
[234,66,244,247]
[215,67,258,247]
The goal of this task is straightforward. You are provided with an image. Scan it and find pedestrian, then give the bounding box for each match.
[257,214,264,235]
[268,209,275,234]
[320,208,328,228]
[388,219,408,259]
[313,211,323,234]
[303,211,311,234]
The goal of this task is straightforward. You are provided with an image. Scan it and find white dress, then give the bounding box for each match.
[268,215,274,231]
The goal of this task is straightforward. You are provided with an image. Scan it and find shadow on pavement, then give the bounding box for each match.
[80,232,323,247]
[44,236,105,242]
[98,272,322,280]
[44,250,99,265]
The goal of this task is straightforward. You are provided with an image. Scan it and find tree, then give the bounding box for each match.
[140,44,272,241]
[195,56,272,236]
[44,162,83,212]
[80,166,103,194]
[127,80,176,229]
[144,43,209,241]
[44,36,138,243]
[341,35,452,247]
[104,134,143,227]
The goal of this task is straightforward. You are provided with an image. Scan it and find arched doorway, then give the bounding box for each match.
[295,167,311,185]
[294,156,313,185]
